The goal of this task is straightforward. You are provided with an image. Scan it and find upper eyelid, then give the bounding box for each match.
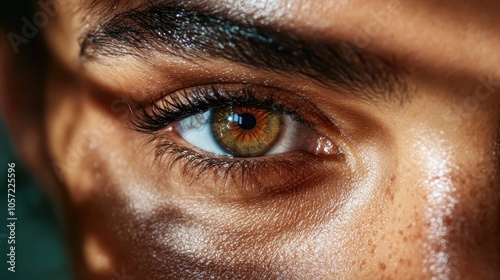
[80,3,411,105]
[128,84,327,135]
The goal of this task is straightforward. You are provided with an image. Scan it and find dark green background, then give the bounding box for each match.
[0,120,71,280]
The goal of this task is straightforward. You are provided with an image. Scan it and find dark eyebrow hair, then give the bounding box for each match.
[80,2,409,102]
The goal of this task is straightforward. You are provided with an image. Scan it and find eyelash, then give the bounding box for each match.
[129,84,341,193]
[130,84,305,133]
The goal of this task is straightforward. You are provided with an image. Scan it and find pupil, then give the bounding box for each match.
[237,113,257,130]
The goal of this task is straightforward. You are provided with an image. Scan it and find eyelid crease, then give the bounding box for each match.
[80,2,410,104]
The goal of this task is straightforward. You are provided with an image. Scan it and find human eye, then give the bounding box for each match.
[130,84,347,197]
[178,89,337,157]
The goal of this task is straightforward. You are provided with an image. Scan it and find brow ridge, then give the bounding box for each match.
[81,2,409,103]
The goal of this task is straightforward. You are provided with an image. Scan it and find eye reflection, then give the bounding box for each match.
[176,106,327,157]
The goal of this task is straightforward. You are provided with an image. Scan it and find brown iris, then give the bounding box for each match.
[211,107,281,157]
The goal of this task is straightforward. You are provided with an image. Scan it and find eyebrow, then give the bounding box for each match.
[80,2,410,102]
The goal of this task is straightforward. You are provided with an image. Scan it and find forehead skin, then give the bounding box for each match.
[37,0,500,279]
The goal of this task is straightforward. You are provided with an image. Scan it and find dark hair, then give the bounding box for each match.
[0,0,36,31]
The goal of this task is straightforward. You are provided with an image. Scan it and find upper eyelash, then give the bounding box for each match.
[129,84,305,133]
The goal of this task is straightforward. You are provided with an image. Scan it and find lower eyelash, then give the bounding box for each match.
[148,135,270,186]
[142,133,338,196]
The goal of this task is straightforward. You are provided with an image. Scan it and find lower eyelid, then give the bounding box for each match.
[145,134,348,200]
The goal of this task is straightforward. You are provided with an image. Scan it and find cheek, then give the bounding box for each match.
[45,68,500,279]
[46,88,395,279]
[45,91,322,278]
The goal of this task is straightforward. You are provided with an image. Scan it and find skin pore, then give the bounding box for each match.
[1,0,500,279]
